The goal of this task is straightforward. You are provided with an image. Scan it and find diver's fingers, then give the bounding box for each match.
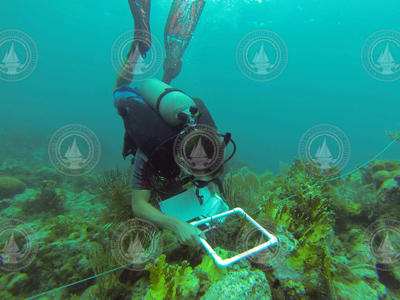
[195,227,207,241]
[193,233,202,248]
[194,226,202,235]
[192,226,203,244]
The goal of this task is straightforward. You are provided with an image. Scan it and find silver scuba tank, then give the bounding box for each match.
[140,78,197,127]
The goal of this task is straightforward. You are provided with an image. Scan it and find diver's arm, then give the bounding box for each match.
[131,189,201,247]
[131,189,178,230]
[114,46,140,89]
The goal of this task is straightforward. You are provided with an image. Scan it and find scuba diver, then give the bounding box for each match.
[113,0,235,249]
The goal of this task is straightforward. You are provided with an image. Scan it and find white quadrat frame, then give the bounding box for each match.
[190,207,278,268]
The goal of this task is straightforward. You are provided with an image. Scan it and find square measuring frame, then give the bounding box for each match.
[190,207,278,268]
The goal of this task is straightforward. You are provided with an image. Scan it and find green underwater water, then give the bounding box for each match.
[0,0,400,299]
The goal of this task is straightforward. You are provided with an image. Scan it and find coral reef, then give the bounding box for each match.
[361,160,400,219]
[0,158,62,189]
[223,160,394,299]
[86,243,127,300]
[197,248,272,300]
[141,247,271,300]
[253,160,336,298]
[125,159,400,300]
[19,180,65,215]
[1,144,399,300]
[0,273,30,300]
[95,168,133,224]
[0,176,26,199]
[223,167,273,214]
[22,214,108,298]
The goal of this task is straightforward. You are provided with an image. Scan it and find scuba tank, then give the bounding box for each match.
[140,78,197,127]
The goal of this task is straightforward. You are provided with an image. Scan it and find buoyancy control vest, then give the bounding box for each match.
[117,82,217,164]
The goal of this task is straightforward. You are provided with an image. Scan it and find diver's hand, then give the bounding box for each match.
[173,219,202,248]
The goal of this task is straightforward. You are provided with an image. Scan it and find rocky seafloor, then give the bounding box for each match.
[0,137,400,300]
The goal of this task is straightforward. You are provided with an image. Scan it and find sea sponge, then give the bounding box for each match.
[0,176,26,199]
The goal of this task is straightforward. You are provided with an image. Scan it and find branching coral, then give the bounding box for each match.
[144,254,200,300]
[143,247,271,300]
[263,160,334,235]
[250,159,394,299]
[87,242,125,300]
[219,162,338,298]
[223,167,267,214]
[95,168,133,224]
[97,168,131,193]
[252,160,337,298]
